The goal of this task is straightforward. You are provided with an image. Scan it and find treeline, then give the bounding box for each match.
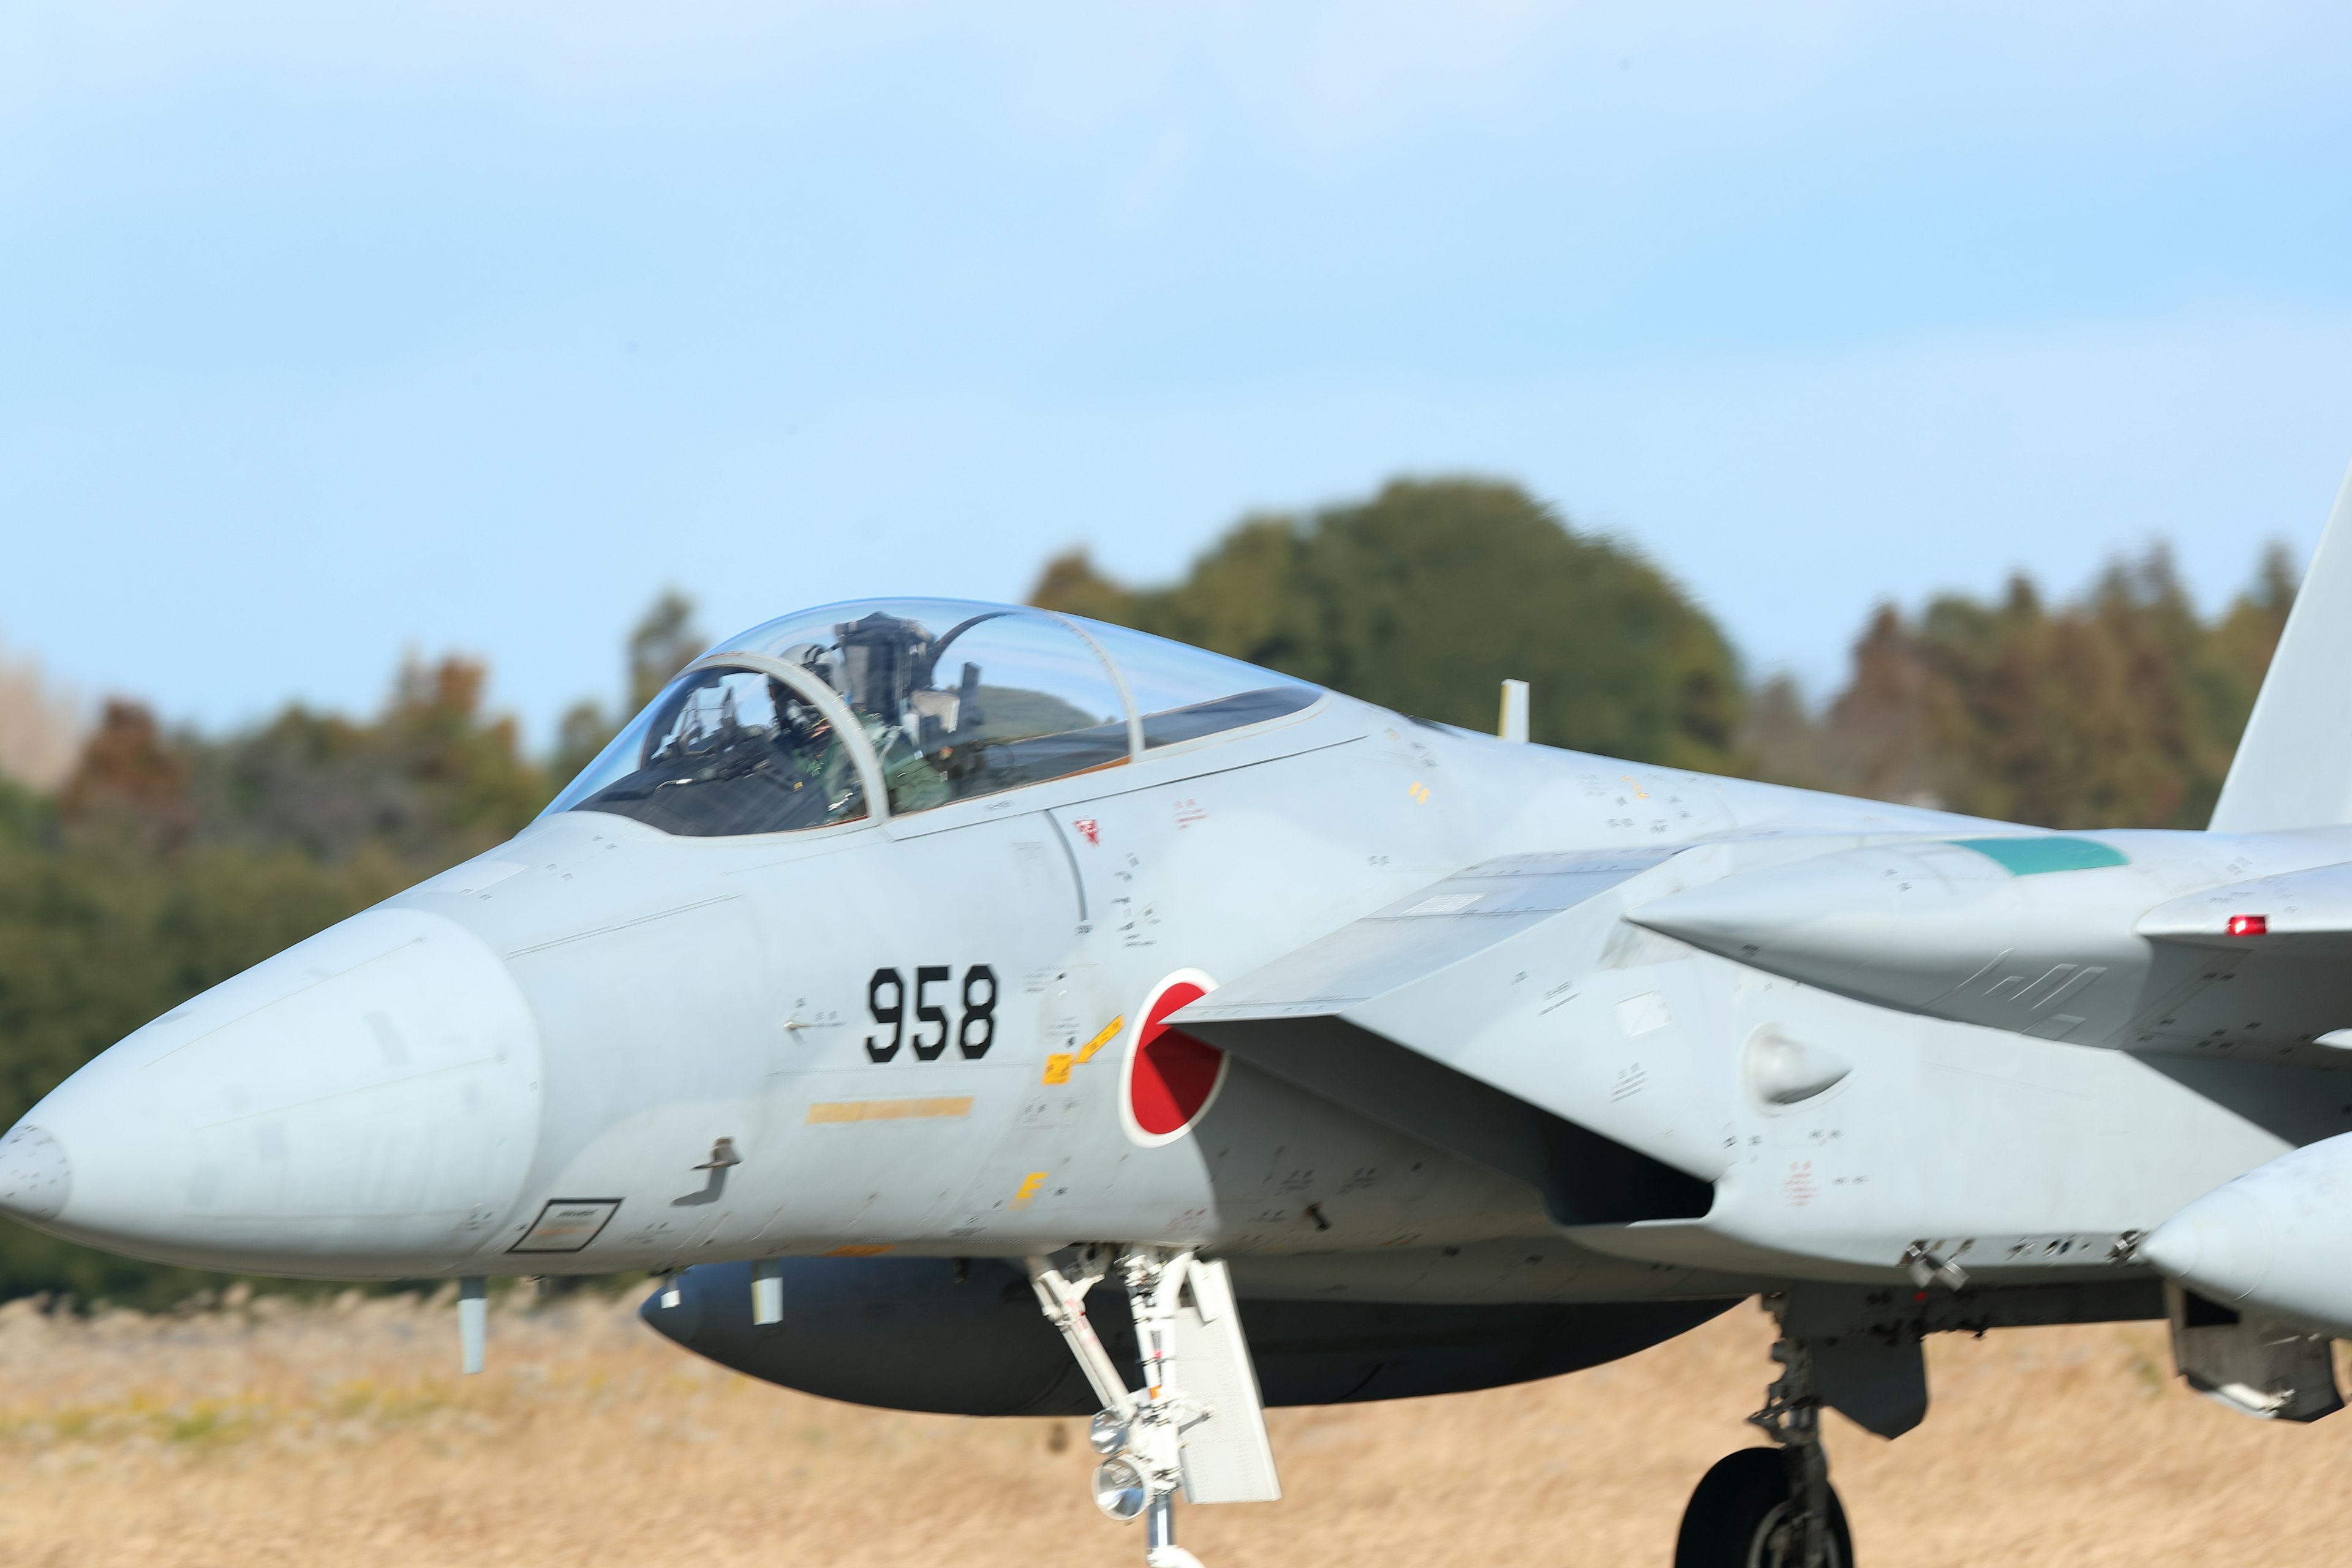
[0,476,2299,1305]
[1744,547,2293,828]
[1033,480,1744,772]
[1035,478,2294,831]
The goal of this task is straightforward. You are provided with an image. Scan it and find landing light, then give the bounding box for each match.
[1091,1456,1149,1522]
[2228,914,2270,937]
[1089,1408,1132,1456]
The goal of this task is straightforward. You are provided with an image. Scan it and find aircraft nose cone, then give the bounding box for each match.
[0,1125,70,1224]
[14,905,545,1276]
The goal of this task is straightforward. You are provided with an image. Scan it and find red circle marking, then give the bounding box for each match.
[1129,982,1224,1136]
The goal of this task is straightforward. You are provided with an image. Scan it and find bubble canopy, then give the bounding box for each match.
[547,600,1321,837]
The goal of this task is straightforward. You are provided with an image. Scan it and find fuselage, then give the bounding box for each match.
[5,600,2345,1310]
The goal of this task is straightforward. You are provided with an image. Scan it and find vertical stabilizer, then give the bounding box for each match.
[2211,462,2352,833]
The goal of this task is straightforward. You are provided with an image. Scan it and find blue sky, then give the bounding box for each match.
[6,2,2352,744]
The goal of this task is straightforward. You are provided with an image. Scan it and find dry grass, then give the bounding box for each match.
[0,1287,2339,1568]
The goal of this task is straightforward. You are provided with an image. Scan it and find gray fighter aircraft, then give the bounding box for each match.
[13,475,2352,1568]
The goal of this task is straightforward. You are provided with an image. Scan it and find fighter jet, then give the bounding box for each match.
[13,474,2352,1568]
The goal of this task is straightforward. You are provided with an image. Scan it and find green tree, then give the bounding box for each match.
[0,776,46,848]
[1033,478,1743,769]
[167,655,548,868]
[1766,545,2296,828]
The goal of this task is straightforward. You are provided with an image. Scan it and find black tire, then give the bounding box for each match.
[1673,1447,1854,1568]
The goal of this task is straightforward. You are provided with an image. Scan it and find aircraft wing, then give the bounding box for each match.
[1180,835,2352,1244]
[1620,839,2352,1071]
[2125,862,2352,1063]
[1174,848,1718,1226]
[1185,849,1677,1019]
[2135,860,2352,951]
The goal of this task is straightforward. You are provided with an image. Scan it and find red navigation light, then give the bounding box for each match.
[2226,914,2269,937]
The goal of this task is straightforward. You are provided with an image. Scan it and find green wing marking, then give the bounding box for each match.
[1948,837,2130,875]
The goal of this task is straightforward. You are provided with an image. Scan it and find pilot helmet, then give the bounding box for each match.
[779,642,846,695]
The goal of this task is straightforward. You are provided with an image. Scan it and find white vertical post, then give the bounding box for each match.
[459,1276,487,1375]
[752,1258,784,1325]
[1499,679,1529,744]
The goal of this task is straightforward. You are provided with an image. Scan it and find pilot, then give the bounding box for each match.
[782,639,956,811]
[764,679,862,820]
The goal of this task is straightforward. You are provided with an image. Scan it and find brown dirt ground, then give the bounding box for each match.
[0,1286,2339,1567]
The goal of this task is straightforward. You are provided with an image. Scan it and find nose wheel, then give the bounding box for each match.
[1678,1317,1854,1568]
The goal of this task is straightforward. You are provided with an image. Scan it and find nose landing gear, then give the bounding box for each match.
[1676,1324,1853,1568]
[1028,1245,1279,1568]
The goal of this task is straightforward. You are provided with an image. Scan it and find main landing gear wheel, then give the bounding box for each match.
[1678,1304,1855,1568]
[1673,1448,1852,1568]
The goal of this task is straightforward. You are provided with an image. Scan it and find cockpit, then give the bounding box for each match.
[545,600,1324,837]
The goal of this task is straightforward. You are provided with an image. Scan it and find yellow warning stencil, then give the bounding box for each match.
[805,1096,973,1124]
[1009,1170,1049,1209]
[1041,1052,1074,1085]
[1077,1015,1125,1064]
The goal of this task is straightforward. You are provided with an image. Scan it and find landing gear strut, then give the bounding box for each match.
[1029,1246,1210,1568]
[1676,1308,1854,1568]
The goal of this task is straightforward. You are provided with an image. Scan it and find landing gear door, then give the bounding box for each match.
[1171,1259,1281,1504]
[2166,1281,2344,1422]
